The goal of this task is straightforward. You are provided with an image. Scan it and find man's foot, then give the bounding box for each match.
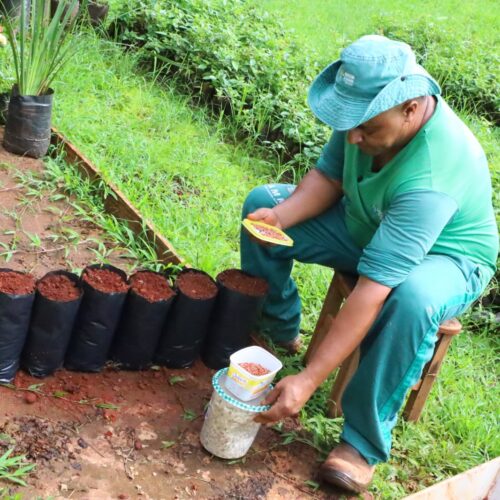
[250,333,303,355]
[318,442,375,493]
[276,336,303,355]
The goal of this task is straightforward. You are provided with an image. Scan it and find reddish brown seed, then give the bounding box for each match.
[239,362,271,376]
[254,225,288,241]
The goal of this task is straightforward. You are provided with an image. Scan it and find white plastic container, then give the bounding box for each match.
[200,368,271,459]
[225,345,282,401]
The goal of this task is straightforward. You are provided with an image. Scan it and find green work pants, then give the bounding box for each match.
[241,184,490,463]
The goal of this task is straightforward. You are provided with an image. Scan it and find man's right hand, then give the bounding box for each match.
[247,208,283,229]
[244,208,284,247]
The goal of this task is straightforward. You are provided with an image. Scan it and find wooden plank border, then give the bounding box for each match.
[50,127,183,267]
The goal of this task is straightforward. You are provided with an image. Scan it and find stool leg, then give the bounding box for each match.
[403,334,453,422]
[304,273,343,364]
[328,347,360,418]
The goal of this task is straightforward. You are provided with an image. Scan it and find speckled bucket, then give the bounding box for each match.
[200,368,271,459]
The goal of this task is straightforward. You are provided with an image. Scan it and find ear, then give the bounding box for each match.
[401,99,419,121]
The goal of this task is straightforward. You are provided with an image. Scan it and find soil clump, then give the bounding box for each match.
[82,267,129,293]
[0,416,76,462]
[218,269,268,296]
[0,270,35,295]
[176,271,217,299]
[37,274,80,301]
[130,271,174,302]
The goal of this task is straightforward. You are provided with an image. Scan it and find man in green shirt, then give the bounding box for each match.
[241,35,498,493]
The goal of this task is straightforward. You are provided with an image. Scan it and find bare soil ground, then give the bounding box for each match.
[0,141,365,499]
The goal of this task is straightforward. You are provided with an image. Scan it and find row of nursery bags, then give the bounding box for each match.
[0,265,269,383]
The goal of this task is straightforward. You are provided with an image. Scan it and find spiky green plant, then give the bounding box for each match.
[2,0,79,96]
[0,448,35,486]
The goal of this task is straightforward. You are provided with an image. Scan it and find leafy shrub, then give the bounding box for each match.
[109,0,333,172]
[109,1,498,174]
[378,17,499,125]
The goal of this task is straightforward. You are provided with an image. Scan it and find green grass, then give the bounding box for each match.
[0,449,34,488]
[253,0,500,61]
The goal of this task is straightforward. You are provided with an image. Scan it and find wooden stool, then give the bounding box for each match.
[304,271,462,422]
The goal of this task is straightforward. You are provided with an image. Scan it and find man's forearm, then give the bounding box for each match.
[304,277,392,387]
[273,169,343,229]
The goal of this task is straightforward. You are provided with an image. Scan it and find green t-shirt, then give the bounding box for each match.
[316,96,498,287]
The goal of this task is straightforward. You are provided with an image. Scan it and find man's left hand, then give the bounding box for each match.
[254,372,317,424]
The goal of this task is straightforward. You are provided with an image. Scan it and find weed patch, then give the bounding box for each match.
[378,17,499,124]
[109,0,330,172]
[0,448,35,487]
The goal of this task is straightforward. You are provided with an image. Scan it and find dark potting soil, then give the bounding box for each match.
[82,268,129,294]
[37,274,80,302]
[218,269,268,297]
[130,271,175,302]
[0,271,35,295]
[176,272,217,299]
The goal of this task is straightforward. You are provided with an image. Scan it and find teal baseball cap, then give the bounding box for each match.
[308,35,441,131]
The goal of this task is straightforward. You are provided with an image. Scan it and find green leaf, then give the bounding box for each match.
[227,457,246,465]
[168,375,185,386]
[52,391,67,398]
[95,402,119,410]
[0,433,14,445]
[304,480,320,490]
[161,440,175,449]
[27,384,44,392]
[182,409,197,421]
[281,434,296,445]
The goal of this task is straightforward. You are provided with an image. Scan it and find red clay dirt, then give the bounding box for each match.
[37,273,81,301]
[218,268,268,297]
[130,271,174,302]
[82,267,129,294]
[0,270,35,295]
[0,364,366,500]
[176,270,218,299]
[0,136,364,499]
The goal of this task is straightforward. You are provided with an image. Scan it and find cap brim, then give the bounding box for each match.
[308,60,372,131]
[362,69,441,123]
[308,61,441,131]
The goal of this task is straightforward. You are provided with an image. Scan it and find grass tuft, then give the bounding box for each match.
[0,448,35,487]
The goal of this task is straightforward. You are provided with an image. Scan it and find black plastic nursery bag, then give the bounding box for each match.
[22,271,83,377]
[111,271,176,370]
[0,269,35,383]
[202,269,268,370]
[155,269,218,369]
[3,86,54,159]
[65,264,128,372]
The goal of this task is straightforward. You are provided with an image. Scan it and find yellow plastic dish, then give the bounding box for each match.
[242,219,294,247]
